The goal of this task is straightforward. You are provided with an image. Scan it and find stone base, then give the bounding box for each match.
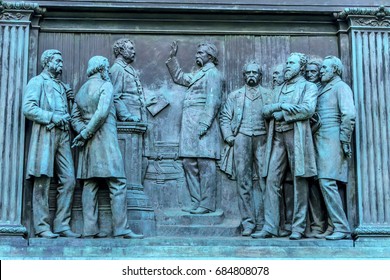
[157,208,225,225]
[2,237,390,259]
[155,208,238,236]
[127,209,156,237]
[355,237,390,247]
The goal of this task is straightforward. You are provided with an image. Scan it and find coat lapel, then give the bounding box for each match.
[188,63,215,87]
[236,87,245,129]
[41,73,55,110]
[188,69,206,87]
[246,87,261,101]
[124,65,136,77]
[318,76,341,98]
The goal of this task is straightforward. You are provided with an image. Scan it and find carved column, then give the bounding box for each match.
[0,1,44,238]
[337,6,390,240]
[117,122,156,236]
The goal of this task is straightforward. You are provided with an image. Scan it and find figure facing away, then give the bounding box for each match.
[166,41,223,214]
[220,61,269,236]
[315,56,356,240]
[23,49,80,238]
[252,53,318,240]
[71,56,143,239]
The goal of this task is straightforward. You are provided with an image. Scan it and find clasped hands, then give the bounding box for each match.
[52,113,70,127]
[71,130,88,148]
[273,103,300,121]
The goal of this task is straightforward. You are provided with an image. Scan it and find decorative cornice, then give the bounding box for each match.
[335,6,390,28]
[0,1,45,21]
[0,11,23,20]
[1,1,45,14]
[337,6,390,19]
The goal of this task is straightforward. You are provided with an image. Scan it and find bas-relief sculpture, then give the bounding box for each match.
[110,38,152,181]
[165,41,223,215]
[71,55,143,239]
[220,61,269,236]
[314,55,356,240]
[253,53,318,240]
[23,49,80,238]
[304,58,333,239]
[23,38,355,241]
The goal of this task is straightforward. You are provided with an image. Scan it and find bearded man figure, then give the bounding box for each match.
[252,53,318,240]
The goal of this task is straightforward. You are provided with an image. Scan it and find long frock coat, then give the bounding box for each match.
[166,57,223,159]
[314,76,356,182]
[71,75,125,179]
[23,72,72,178]
[262,76,318,178]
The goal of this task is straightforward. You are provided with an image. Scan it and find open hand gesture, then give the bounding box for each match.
[169,41,178,59]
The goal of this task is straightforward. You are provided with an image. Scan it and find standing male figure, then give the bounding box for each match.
[220,61,269,236]
[71,56,143,239]
[109,38,150,179]
[252,53,318,240]
[315,56,356,240]
[166,41,223,214]
[272,63,285,89]
[271,63,294,237]
[23,49,80,238]
[305,58,332,238]
[110,38,144,122]
[306,58,323,90]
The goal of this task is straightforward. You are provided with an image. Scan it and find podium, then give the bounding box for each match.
[117,122,156,236]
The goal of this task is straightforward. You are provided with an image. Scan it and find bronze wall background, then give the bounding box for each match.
[31,8,357,233]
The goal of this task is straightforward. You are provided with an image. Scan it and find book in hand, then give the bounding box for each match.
[146,95,170,117]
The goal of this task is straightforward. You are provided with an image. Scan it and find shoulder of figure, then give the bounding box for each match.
[26,74,45,87]
[109,63,123,74]
[259,85,271,93]
[304,80,318,90]
[228,87,244,98]
[100,80,113,91]
[335,79,353,93]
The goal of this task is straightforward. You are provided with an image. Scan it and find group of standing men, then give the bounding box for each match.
[165,41,355,241]
[23,38,355,241]
[221,53,356,241]
[23,39,145,239]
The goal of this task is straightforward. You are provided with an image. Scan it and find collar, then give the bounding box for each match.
[115,58,130,68]
[41,71,61,83]
[201,62,215,72]
[246,85,259,92]
[327,76,341,85]
[286,75,304,85]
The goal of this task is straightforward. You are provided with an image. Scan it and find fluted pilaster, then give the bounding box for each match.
[0,1,44,236]
[337,6,390,237]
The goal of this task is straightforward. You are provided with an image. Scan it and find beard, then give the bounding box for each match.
[124,54,135,63]
[284,67,300,80]
[321,72,333,83]
[196,58,204,67]
[246,77,259,86]
[49,64,62,76]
